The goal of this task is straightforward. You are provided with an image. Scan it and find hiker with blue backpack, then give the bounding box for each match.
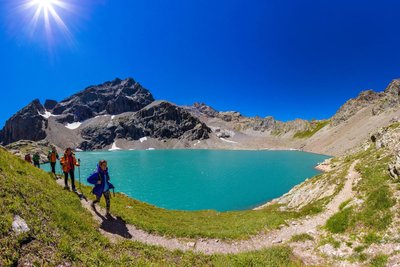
[87,160,115,216]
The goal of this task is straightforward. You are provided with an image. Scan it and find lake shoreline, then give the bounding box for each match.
[253,159,332,211]
[41,149,330,212]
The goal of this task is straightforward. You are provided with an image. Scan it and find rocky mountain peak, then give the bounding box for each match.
[0,99,47,145]
[331,89,382,126]
[52,77,155,123]
[191,102,219,118]
[79,100,212,150]
[28,99,46,114]
[384,79,400,97]
[371,79,400,115]
[44,99,58,111]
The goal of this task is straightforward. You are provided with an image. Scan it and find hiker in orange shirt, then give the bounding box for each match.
[47,146,59,175]
[60,148,80,191]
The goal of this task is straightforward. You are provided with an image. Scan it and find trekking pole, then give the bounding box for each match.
[77,159,88,201]
[59,163,63,180]
[78,158,81,191]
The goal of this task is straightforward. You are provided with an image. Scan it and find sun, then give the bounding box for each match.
[33,0,55,9]
[15,0,74,45]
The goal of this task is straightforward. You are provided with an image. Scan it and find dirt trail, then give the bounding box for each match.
[56,160,359,255]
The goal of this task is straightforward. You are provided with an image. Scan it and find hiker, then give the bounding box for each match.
[47,146,59,175]
[32,152,40,168]
[60,148,80,191]
[87,160,114,216]
[24,154,32,164]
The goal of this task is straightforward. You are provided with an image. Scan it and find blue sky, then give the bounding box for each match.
[1,0,400,127]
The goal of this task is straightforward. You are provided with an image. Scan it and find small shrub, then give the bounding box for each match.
[290,233,314,242]
[320,236,340,248]
[370,254,388,267]
[326,208,352,233]
[354,245,366,253]
[363,232,381,245]
[367,186,395,210]
[339,199,351,210]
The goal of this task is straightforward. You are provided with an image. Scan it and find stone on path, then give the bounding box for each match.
[12,215,30,234]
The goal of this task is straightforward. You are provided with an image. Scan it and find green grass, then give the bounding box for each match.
[290,233,314,242]
[386,121,400,130]
[0,139,378,265]
[81,166,349,240]
[355,151,395,231]
[80,167,350,240]
[0,147,305,266]
[293,120,330,139]
[325,147,395,235]
[363,232,381,245]
[339,199,352,210]
[320,236,341,249]
[326,207,353,233]
[369,254,388,267]
[79,183,299,240]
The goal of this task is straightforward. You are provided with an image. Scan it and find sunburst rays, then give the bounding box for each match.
[15,0,76,46]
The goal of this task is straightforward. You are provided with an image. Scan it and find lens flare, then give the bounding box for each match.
[15,0,75,46]
[33,0,54,9]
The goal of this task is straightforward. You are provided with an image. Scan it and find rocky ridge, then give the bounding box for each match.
[0,78,210,150]
[0,99,48,145]
[51,78,154,123]
[79,101,211,150]
[187,102,312,135]
[331,79,400,126]
[2,77,400,155]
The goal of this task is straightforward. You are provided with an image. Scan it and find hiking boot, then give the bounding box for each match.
[105,209,111,217]
[64,185,69,190]
[72,188,77,192]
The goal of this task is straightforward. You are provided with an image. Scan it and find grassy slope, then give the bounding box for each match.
[323,145,396,266]
[294,120,330,139]
[325,148,395,234]
[81,189,296,240]
[79,168,348,240]
[0,147,304,266]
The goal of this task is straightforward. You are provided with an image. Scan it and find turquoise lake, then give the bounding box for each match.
[43,150,329,212]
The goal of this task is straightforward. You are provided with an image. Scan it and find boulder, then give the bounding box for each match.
[12,215,30,235]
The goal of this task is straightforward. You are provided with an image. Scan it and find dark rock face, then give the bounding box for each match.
[1,99,48,145]
[44,99,58,111]
[125,101,211,140]
[80,125,117,150]
[79,101,211,150]
[53,78,154,123]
